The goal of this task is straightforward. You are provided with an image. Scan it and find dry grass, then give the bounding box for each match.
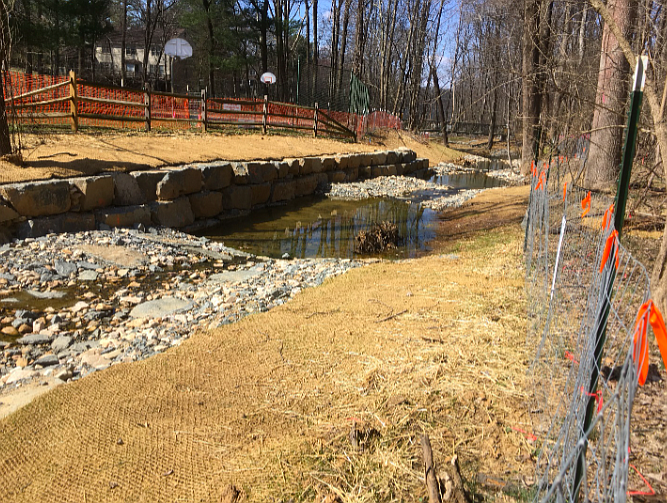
[0,188,535,502]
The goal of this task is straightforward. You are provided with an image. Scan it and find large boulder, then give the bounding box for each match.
[130,171,164,202]
[199,162,233,190]
[0,180,71,217]
[222,185,252,210]
[112,173,145,206]
[0,202,19,223]
[189,191,223,218]
[271,181,296,203]
[18,213,96,239]
[156,167,202,200]
[232,163,250,185]
[149,197,195,228]
[250,183,272,206]
[246,162,278,184]
[96,205,151,228]
[295,175,318,197]
[70,175,114,211]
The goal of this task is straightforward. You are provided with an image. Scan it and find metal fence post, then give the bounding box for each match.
[573,54,647,503]
[262,94,268,135]
[69,70,78,132]
[201,88,208,132]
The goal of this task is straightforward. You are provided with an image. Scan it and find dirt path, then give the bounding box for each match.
[0,186,533,502]
[0,129,461,184]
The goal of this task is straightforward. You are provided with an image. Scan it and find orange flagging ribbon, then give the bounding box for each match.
[581,191,591,217]
[531,160,536,176]
[581,387,603,414]
[599,230,619,273]
[632,300,667,386]
[601,203,615,230]
[535,171,546,190]
[563,182,567,202]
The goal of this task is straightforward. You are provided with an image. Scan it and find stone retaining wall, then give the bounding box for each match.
[0,148,428,242]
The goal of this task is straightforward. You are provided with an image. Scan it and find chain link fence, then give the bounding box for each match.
[524,150,661,503]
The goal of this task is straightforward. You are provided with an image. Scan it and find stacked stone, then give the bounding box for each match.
[0,149,428,241]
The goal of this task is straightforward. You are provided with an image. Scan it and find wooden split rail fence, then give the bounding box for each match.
[4,70,357,140]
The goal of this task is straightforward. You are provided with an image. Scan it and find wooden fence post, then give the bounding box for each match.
[69,70,78,132]
[201,88,208,133]
[313,102,319,138]
[144,87,151,132]
[262,94,268,134]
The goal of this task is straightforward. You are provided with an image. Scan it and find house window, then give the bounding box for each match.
[125,46,136,56]
[126,63,135,74]
[101,44,111,54]
[150,46,160,57]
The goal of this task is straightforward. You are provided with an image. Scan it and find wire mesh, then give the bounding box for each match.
[525,153,655,503]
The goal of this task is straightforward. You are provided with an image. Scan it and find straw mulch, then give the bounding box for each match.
[0,187,534,502]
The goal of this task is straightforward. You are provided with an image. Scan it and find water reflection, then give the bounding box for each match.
[202,196,437,259]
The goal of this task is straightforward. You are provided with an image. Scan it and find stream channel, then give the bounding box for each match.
[200,172,504,259]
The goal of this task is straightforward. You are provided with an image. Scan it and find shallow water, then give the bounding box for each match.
[428,172,505,189]
[202,196,438,259]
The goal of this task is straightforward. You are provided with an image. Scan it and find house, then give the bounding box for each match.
[94,28,180,90]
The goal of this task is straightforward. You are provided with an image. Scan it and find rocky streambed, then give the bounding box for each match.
[0,163,522,404]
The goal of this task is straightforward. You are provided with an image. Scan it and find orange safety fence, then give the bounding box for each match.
[3,69,401,138]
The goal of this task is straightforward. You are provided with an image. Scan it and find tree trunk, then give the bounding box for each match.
[585,0,638,190]
[203,0,216,96]
[521,0,542,174]
[0,0,12,155]
[121,0,127,84]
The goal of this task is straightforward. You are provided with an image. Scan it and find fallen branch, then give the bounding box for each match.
[376,309,407,323]
[422,434,442,503]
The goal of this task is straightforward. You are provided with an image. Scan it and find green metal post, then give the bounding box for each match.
[572,55,647,503]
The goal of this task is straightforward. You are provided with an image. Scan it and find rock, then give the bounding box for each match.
[18,323,32,334]
[112,173,146,206]
[71,301,89,313]
[96,205,151,229]
[199,162,234,190]
[130,171,165,202]
[80,349,110,370]
[18,333,52,345]
[207,267,264,284]
[79,270,99,281]
[149,198,196,228]
[246,162,278,184]
[189,191,223,218]
[54,259,78,277]
[70,176,115,211]
[271,181,296,203]
[231,163,249,185]
[0,180,71,217]
[0,202,19,223]
[55,367,74,381]
[35,354,59,367]
[16,357,29,368]
[156,167,202,200]
[307,157,327,174]
[250,184,272,206]
[26,289,67,299]
[129,297,194,318]
[1,325,19,337]
[52,335,73,353]
[222,186,252,210]
[4,367,37,384]
[18,213,96,239]
[295,175,318,197]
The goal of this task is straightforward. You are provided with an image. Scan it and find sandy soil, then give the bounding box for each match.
[0,129,461,184]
